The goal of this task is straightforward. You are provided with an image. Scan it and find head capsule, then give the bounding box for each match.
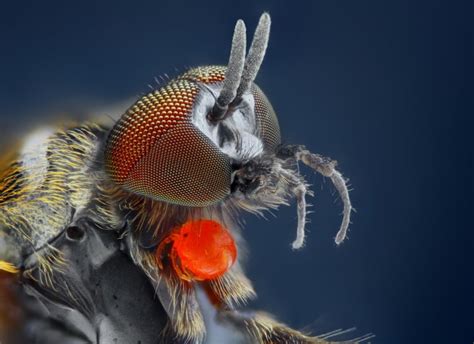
[105,14,280,207]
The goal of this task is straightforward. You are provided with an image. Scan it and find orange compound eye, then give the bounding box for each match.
[104,79,232,207]
[157,219,237,282]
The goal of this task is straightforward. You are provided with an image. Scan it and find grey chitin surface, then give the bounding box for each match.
[11,224,169,344]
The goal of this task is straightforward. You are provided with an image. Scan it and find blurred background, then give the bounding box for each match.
[0,0,472,343]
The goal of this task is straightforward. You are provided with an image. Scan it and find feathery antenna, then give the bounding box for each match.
[234,13,271,102]
[210,13,271,121]
[211,20,247,121]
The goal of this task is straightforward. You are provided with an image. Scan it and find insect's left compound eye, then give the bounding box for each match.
[252,84,281,151]
[105,80,232,207]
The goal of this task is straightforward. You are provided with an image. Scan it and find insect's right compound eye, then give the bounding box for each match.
[105,80,232,207]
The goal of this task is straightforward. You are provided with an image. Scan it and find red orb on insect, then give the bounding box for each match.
[157,219,237,281]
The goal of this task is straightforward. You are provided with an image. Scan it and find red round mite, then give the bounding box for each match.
[156,219,237,281]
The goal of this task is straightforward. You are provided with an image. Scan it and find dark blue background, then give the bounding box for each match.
[0,1,472,343]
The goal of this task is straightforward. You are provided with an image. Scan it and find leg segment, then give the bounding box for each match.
[218,309,345,344]
[205,262,256,309]
[278,145,353,245]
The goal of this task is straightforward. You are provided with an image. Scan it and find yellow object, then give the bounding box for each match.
[0,260,18,274]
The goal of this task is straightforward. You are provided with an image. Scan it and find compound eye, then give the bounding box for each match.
[105,81,232,207]
[252,84,281,151]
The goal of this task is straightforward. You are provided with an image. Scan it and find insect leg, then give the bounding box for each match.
[281,146,352,245]
[296,149,351,244]
[204,261,256,309]
[292,182,308,249]
[217,309,341,344]
[277,165,310,250]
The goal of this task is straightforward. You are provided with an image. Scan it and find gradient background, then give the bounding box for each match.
[0,1,472,343]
